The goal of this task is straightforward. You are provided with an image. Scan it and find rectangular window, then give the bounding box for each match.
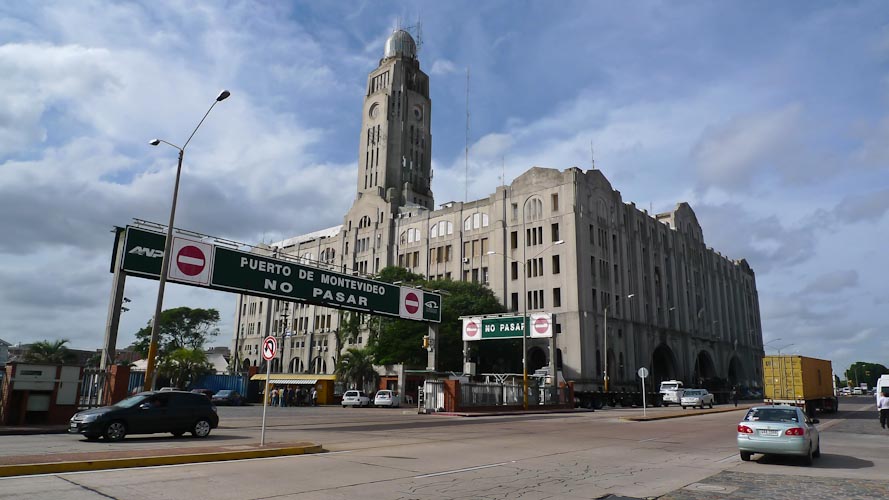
[551,223,560,242]
[511,293,519,312]
[552,255,560,274]
[413,251,419,267]
[481,238,489,256]
[553,288,562,307]
[510,231,518,249]
[552,193,559,211]
[511,261,519,280]
[482,266,489,284]
[511,203,518,221]
[445,245,452,262]
[463,241,471,258]
[592,289,597,312]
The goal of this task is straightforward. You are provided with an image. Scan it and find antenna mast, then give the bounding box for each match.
[591,140,596,170]
[465,67,470,203]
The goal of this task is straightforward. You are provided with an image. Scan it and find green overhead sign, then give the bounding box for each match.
[462,313,554,341]
[117,226,440,322]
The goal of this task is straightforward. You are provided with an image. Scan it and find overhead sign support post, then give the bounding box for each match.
[260,336,277,446]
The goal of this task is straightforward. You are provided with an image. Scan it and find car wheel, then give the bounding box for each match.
[682,405,686,409]
[709,401,714,409]
[342,405,346,408]
[803,444,814,466]
[739,451,752,461]
[104,421,127,442]
[813,441,821,458]
[192,419,212,438]
[171,431,185,438]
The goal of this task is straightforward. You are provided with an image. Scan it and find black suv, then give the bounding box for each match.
[69,391,219,441]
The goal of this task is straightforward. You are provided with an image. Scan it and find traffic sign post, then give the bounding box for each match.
[260,336,277,446]
[638,367,649,417]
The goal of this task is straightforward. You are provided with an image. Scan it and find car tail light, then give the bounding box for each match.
[785,427,805,436]
[737,424,754,434]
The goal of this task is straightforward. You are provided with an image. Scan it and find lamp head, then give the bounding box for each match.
[553,240,565,245]
[627,294,635,299]
[216,90,231,102]
[149,139,161,146]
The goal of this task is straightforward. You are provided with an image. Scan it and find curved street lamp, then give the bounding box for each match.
[487,233,564,409]
[143,90,231,390]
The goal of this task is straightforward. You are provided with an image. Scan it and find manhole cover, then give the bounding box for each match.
[683,483,739,493]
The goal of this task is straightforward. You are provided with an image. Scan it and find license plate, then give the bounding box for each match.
[759,429,779,436]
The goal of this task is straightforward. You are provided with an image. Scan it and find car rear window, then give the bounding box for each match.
[345,391,359,397]
[745,408,798,422]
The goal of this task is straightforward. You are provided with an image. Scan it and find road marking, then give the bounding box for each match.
[414,461,514,479]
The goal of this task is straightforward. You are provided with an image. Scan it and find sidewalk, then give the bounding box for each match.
[0,425,69,436]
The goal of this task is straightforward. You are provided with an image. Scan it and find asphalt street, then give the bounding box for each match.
[0,396,885,499]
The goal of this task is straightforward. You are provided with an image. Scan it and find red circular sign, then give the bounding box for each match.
[466,321,479,337]
[534,317,550,334]
[176,245,206,276]
[262,337,278,361]
[405,292,420,314]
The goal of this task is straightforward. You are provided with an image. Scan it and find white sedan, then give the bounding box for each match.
[681,389,715,409]
[373,390,401,408]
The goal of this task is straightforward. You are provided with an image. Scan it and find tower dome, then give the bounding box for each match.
[384,30,417,59]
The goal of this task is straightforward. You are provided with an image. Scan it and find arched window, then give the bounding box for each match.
[358,216,372,229]
[430,223,438,238]
[430,221,454,238]
[301,253,314,264]
[463,213,491,231]
[524,199,544,222]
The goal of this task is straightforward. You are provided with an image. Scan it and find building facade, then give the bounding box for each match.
[231,30,765,390]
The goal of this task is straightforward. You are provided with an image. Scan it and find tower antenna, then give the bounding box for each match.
[404,17,423,53]
[465,67,470,203]
[591,140,596,170]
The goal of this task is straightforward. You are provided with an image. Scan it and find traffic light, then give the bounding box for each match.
[422,335,429,349]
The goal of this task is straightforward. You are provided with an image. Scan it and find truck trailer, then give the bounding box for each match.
[762,355,838,416]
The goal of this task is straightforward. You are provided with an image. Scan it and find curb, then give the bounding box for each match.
[0,443,323,478]
[0,427,69,436]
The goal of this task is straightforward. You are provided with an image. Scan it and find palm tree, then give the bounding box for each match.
[335,348,377,392]
[157,348,214,389]
[24,339,77,364]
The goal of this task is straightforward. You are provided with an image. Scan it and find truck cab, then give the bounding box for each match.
[659,380,684,406]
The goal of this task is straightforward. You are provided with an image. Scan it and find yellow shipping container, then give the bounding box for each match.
[762,355,836,412]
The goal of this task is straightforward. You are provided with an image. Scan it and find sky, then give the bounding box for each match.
[1,1,887,379]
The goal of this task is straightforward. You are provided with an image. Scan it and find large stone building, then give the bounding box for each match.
[231,30,765,390]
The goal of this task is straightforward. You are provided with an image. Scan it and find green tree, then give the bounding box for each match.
[132,307,220,356]
[367,268,506,371]
[335,347,378,391]
[157,348,214,388]
[845,362,889,386]
[24,339,77,364]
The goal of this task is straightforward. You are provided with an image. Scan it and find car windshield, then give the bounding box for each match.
[661,383,679,390]
[378,391,391,397]
[745,408,799,423]
[684,390,701,396]
[113,394,149,408]
[216,390,232,396]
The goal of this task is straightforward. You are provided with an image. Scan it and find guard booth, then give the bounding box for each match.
[0,362,83,425]
[249,374,337,405]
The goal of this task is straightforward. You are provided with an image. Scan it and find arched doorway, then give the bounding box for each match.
[727,355,744,386]
[528,346,547,372]
[651,344,679,385]
[290,357,303,373]
[241,359,251,372]
[693,350,717,387]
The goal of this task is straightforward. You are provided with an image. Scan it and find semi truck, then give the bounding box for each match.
[762,355,838,416]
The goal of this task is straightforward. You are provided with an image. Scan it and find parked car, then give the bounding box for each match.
[852,387,865,395]
[681,389,714,409]
[69,391,219,441]
[342,390,371,408]
[737,405,820,465]
[212,389,246,406]
[373,390,400,407]
[839,387,852,396]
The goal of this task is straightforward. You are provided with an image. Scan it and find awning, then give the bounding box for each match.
[268,379,317,385]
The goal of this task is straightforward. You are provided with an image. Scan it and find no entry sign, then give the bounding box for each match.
[168,237,213,285]
[462,318,481,341]
[399,287,423,320]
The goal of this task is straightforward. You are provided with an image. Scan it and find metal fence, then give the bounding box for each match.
[422,380,446,412]
[126,371,247,396]
[460,382,525,407]
[78,368,108,409]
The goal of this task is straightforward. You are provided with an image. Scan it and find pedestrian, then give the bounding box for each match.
[730,386,739,407]
[271,388,278,407]
[878,390,889,430]
[311,387,318,406]
[280,387,288,407]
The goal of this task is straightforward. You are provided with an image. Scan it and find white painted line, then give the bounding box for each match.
[414,461,513,479]
[0,450,353,481]
[638,437,661,442]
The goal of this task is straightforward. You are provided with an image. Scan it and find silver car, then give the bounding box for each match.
[737,405,820,465]
[680,389,714,409]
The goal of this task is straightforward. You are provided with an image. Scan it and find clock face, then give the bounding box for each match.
[369,103,380,119]
[413,106,423,121]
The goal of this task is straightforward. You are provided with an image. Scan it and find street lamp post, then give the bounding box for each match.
[487,237,564,410]
[775,344,795,355]
[144,89,230,390]
[604,293,634,393]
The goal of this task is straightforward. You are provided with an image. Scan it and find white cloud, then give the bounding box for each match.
[430,59,459,75]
